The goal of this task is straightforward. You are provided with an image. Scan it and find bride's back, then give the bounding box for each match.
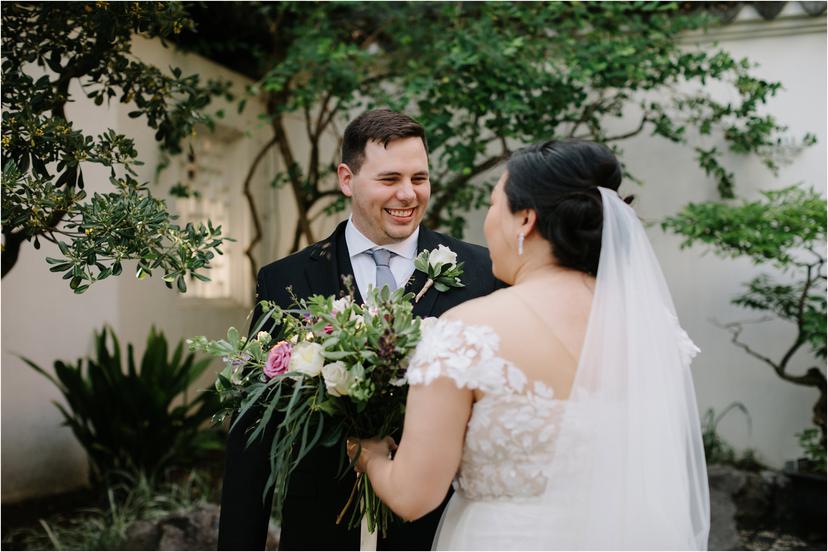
[445,271,594,401]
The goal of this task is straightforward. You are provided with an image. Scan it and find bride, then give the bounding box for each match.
[348,140,710,550]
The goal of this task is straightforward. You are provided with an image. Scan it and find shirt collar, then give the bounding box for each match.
[345,216,420,260]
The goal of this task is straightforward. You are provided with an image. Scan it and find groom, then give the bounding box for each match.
[218,109,500,550]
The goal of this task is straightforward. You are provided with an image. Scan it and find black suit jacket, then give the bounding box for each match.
[218,221,499,551]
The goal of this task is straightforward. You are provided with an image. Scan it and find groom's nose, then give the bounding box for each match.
[396,179,416,202]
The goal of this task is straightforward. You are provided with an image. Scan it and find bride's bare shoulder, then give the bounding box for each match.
[440,288,514,326]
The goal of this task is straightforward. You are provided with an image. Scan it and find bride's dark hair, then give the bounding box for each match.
[504,140,627,276]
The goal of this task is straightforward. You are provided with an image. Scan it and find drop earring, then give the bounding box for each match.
[517,232,525,256]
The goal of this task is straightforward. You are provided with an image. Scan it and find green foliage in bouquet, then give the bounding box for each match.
[1,2,231,290]
[663,186,827,454]
[24,326,223,482]
[190,285,422,535]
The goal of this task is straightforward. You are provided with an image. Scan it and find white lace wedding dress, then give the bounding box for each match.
[403,189,710,551]
[407,317,570,550]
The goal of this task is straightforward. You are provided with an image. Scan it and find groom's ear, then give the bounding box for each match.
[338,163,354,197]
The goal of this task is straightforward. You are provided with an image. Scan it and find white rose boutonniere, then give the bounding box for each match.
[413,244,465,302]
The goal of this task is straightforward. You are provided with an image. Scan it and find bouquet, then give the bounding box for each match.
[189,283,422,536]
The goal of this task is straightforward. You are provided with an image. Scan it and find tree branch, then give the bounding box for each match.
[605,115,650,142]
[1,230,26,278]
[269,103,316,248]
[242,135,279,281]
[290,218,303,253]
[718,319,818,387]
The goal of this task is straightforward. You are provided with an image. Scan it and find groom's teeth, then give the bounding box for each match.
[387,208,414,217]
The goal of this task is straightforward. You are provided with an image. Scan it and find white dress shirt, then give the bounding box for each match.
[344,217,419,301]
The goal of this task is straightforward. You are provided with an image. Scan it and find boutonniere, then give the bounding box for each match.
[413,244,465,303]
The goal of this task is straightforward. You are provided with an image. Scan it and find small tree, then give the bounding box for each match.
[178,2,809,277]
[1,2,231,293]
[663,186,827,451]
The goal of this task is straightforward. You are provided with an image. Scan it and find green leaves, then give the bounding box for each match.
[22,326,223,482]
[24,172,225,293]
[664,186,827,367]
[662,186,826,268]
[1,2,230,286]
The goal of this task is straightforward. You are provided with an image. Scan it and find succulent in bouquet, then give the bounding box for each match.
[189,283,422,535]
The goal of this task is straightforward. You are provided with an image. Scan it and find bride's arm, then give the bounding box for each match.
[357,378,473,520]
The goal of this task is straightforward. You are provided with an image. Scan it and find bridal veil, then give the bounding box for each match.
[542,188,710,549]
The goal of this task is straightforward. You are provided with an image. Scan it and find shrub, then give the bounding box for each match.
[24,326,223,482]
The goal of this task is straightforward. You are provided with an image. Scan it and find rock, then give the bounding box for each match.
[124,519,158,550]
[709,485,741,550]
[708,465,744,550]
[124,503,280,551]
[706,464,825,550]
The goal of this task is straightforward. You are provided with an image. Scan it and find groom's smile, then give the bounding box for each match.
[385,207,417,222]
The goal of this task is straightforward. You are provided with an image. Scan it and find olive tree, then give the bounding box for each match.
[1,1,231,293]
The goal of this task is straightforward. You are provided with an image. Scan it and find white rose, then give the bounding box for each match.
[331,297,352,315]
[256,331,271,343]
[428,244,457,268]
[322,361,352,397]
[288,341,324,377]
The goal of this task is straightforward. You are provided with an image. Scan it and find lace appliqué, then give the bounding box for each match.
[666,310,701,368]
[407,318,563,500]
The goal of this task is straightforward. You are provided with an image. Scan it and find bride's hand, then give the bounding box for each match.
[346,436,397,473]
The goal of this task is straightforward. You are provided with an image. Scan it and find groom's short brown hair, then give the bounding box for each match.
[341,109,428,174]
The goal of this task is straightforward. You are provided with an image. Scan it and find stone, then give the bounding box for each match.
[124,503,281,551]
[709,485,741,551]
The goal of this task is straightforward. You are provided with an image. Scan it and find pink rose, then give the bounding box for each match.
[264,340,293,379]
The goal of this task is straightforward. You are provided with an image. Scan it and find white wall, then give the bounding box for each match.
[465,7,826,468]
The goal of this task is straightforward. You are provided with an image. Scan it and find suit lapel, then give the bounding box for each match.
[407,226,441,318]
[305,221,363,303]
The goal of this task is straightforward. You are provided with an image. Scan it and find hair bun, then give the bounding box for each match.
[541,192,603,274]
[505,140,625,276]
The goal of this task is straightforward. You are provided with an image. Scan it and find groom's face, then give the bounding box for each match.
[338,137,430,245]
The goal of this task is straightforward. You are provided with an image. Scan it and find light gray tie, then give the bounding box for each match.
[370,248,397,291]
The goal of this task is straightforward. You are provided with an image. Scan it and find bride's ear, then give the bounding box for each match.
[518,209,537,237]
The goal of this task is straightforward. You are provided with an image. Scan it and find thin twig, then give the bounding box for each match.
[605,115,650,142]
[243,135,279,280]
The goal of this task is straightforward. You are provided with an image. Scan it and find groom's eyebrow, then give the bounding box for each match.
[376,170,430,178]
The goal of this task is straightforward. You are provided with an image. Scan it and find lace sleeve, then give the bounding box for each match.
[405,318,509,391]
[666,310,701,368]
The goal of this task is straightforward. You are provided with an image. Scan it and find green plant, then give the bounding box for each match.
[664,186,827,452]
[1,2,231,291]
[702,402,749,464]
[702,403,765,471]
[23,326,223,482]
[797,428,827,473]
[3,468,214,551]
